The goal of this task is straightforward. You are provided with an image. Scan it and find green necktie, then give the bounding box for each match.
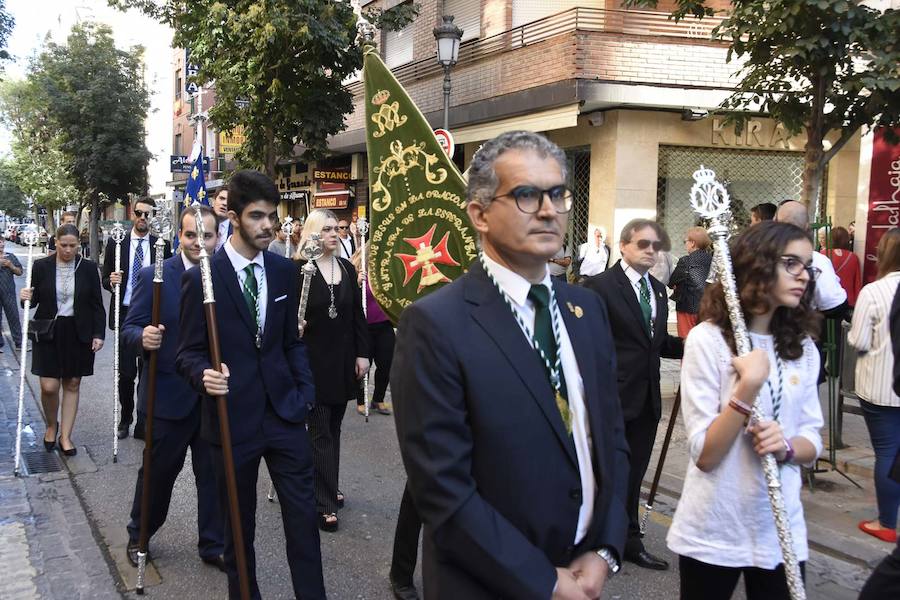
[527,284,571,434]
[639,276,652,336]
[242,264,259,327]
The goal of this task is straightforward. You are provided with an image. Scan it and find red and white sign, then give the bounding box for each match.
[433,128,455,158]
[863,127,900,284]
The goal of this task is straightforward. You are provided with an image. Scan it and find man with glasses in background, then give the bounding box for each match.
[393,131,628,599]
[102,197,172,439]
[336,218,356,259]
[584,219,683,572]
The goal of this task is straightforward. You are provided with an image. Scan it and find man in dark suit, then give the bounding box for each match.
[176,170,325,600]
[122,205,224,572]
[583,219,683,571]
[102,197,172,439]
[212,186,233,252]
[393,131,629,600]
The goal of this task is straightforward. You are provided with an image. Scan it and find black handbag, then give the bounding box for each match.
[29,318,56,343]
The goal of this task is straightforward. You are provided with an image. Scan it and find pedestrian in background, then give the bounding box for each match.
[669,226,712,338]
[350,243,394,417]
[0,235,24,351]
[268,218,288,256]
[821,226,861,307]
[650,228,675,286]
[20,224,105,457]
[295,208,369,532]
[750,202,777,225]
[669,221,823,600]
[848,228,900,544]
[80,226,90,258]
[576,225,610,280]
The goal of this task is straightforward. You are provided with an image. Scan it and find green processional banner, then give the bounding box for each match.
[363,46,477,325]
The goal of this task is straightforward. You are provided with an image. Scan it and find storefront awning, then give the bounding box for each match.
[452,103,581,145]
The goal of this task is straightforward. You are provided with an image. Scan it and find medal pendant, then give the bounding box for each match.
[556,391,573,435]
[255,331,262,349]
[328,306,338,319]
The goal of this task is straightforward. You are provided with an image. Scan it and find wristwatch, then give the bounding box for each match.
[596,547,620,576]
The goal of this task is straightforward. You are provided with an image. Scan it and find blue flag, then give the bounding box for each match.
[183,149,208,208]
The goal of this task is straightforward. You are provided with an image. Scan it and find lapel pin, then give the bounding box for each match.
[566,302,584,319]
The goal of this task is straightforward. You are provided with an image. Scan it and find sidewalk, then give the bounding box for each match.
[0,336,121,599]
[653,358,891,577]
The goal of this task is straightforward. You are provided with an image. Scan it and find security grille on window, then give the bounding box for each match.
[444,0,481,41]
[565,147,591,256]
[656,145,808,260]
[383,3,414,68]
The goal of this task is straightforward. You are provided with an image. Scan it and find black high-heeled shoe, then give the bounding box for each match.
[43,424,59,452]
[59,439,77,457]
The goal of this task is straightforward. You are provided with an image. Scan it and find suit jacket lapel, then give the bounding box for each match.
[48,260,58,315]
[554,283,610,494]
[614,262,651,344]
[650,276,668,344]
[212,251,257,336]
[466,263,578,468]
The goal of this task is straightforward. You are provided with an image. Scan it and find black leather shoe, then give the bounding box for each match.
[126,542,150,568]
[624,549,669,570]
[133,424,145,441]
[117,426,129,440]
[389,576,419,600]
[201,554,226,573]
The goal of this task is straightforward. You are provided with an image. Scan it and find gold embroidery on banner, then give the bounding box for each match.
[370,90,408,138]
[371,140,448,212]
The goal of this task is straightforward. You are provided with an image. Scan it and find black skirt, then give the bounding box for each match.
[31,316,95,378]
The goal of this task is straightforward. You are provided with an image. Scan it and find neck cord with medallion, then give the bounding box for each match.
[479,253,572,433]
[245,262,265,348]
[750,336,784,423]
[326,255,338,319]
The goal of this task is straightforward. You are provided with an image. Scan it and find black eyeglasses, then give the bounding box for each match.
[780,256,821,280]
[492,185,573,214]
[633,239,664,251]
[134,210,152,218]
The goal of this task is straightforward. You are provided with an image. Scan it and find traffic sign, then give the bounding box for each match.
[433,128,455,158]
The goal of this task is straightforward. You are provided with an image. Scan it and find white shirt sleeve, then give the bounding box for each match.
[812,251,847,311]
[848,284,875,352]
[680,324,729,464]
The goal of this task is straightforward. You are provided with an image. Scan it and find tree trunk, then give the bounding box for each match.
[264,126,277,179]
[802,74,828,223]
[90,192,100,261]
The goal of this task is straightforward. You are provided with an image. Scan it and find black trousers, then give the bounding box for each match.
[357,321,396,406]
[126,404,223,558]
[860,540,900,600]
[116,305,141,427]
[390,482,422,584]
[0,285,22,346]
[679,555,806,600]
[213,407,324,600]
[308,403,347,514]
[624,397,659,554]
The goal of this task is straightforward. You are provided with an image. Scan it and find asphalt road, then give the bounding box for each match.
[7,243,869,599]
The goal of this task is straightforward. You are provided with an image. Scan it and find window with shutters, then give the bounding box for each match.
[382,3,414,68]
[444,0,481,42]
[511,0,582,28]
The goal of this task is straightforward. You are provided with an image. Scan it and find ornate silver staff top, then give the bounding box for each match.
[689,165,806,600]
[298,233,324,336]
[281,217,294,259]
[300,232,324,264]
[150,214,173,283]
[20,226,39,248]
[356,217,369,242]
[191,203,216,304]
[110,222,127,245]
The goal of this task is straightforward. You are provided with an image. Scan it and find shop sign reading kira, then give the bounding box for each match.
[363,44,476,324]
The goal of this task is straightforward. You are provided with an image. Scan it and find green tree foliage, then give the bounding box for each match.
[0,0,14,65]
[626,0,900,212]
[0,160,28,219]
[0,79,78,224]
[110,0,418,176]
[31,23,152,257]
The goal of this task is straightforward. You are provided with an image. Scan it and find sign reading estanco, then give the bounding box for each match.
[313,167,352,182]
[219,126,246,155]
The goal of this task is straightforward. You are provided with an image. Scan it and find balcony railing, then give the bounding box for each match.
[348,7,725,95]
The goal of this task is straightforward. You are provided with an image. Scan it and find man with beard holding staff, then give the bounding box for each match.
[103,197,171,440]
[122,205,225,574]
[393,131,628,599]
[176,170,325,600]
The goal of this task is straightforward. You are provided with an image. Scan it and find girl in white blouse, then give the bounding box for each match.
[848,228,900,544]
[667,221,824,599]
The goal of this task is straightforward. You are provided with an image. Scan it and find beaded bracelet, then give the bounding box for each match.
[728,396,752,417]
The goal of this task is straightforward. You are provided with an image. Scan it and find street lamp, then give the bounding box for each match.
[434,14,463,131]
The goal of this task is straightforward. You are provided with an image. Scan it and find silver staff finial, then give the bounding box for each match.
[110,222,127,244]
[357,217,369,237]
[300,232,324,262]
[281,216,295,237]
[150,213,173,240]
[689,165,730,219]
[21,226,39,247]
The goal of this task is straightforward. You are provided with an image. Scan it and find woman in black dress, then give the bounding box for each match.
[295,209,369,532]
[20,224,105,456]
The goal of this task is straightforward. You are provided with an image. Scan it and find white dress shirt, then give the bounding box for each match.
[668,323,823,568]
[481,253,597,544]
[338,235,354,259]
[811,251,847,311]
[123,233,151,306]
[622,261,657,320]
[223,239,268,332]
[848,272,900,407]
[181,252,197,272]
